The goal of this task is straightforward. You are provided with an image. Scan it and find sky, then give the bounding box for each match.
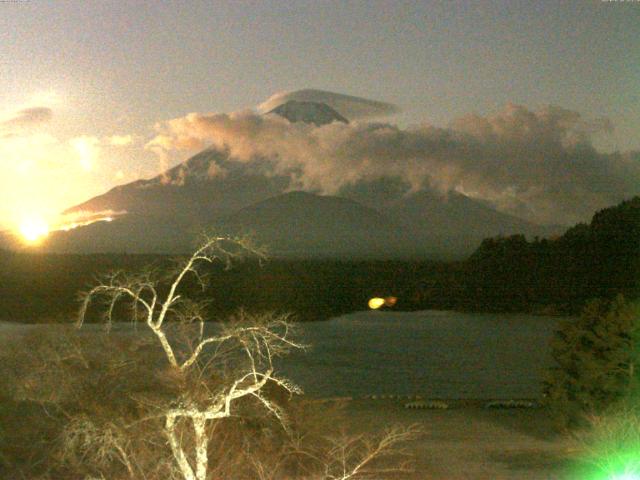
[1,0,639,232]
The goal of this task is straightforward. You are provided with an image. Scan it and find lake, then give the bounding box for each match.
[0,310,565,400]
[278,310,564,399]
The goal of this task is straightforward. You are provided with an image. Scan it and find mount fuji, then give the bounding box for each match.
[266,100,348,126]
[18,100,558,258]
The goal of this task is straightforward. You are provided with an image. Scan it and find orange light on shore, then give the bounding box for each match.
[368,296,398,310]
[385,296,397,307]
[368,297,386,309]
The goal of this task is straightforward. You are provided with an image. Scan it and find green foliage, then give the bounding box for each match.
[542,295,640,429]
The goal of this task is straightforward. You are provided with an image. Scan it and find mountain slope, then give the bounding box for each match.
[215,191,410,258]
[388,189,552,238]
[338,179,561,252]
[41,155,561,257]
[65,149,290,222]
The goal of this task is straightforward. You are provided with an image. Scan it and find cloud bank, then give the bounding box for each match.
[258,89,400,119]
[148,103,639,226]
[0,107,53,133]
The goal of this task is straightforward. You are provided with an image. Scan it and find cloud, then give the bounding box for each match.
[55,209,127,231]
[257,89,400,119]
[108,134,135,146]
[0,107,53,130]
[67,134,136,172]
[0,133,61,173]
[148,103,639,226]
[70,136,101,171]
[0,99,140,230]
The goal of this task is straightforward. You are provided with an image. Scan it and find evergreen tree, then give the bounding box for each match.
[543,295,640,429]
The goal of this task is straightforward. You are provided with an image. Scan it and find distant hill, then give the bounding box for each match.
[338,178,560,255]
[216,191,411,258]
[462,196,640,312]
[3,198,638,321]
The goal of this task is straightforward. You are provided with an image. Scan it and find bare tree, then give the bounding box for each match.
[266,424,420,480]
[320,426,418,479]
[74,236,418,480]
[78,236,305,480]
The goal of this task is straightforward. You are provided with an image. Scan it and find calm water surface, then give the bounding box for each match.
[277,310,564,399]
[1,310,565,399]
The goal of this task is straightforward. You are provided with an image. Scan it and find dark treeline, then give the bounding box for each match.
[1,196,638,322]
[0,251,463,322]
[462,197,640,314]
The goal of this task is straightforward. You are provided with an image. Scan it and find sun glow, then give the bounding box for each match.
[11,210,124,246]
[19,216,49,244]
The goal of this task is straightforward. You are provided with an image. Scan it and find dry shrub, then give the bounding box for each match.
[1,327,227,477]
[0,327,417,479]
[0,326,175,479]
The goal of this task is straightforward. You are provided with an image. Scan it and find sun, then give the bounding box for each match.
[19,216,49,244]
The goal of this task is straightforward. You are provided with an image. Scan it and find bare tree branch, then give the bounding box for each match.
[75,236,304,480]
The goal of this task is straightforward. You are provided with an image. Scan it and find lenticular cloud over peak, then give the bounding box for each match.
[147,99,640,227]
[258,89,400,120]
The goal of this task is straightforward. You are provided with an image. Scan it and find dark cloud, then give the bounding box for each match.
[1,107,53,130]
[147,104,638,226]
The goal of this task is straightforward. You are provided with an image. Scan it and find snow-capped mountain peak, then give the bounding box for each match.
[266,100,349,126]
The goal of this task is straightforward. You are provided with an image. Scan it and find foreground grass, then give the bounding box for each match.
[336,399,581,479]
